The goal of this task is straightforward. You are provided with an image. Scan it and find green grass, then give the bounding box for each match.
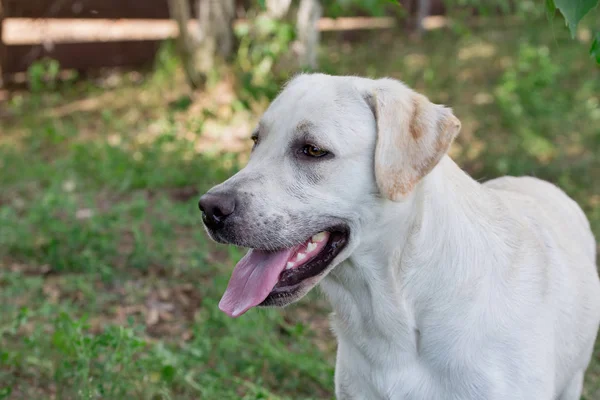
[1,15,599,399]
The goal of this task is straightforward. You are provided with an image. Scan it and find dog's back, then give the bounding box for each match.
[484,176,595,261]
[485,175,600,396]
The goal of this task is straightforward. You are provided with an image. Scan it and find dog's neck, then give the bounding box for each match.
[320,156,512,352]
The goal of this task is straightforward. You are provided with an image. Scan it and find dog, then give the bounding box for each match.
[199,74,600,399]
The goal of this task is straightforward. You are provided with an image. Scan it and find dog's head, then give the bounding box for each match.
[199,74,460,317]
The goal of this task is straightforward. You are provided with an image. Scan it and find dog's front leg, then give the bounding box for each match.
[335,371,365,400]
[334,351,367,400]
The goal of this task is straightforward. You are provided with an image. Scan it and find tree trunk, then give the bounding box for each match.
[416,0,431,36]
[168,0,204,89]
[197,0,235,62]
[266,0,292,19]
[296,0,321,70]
[168,0,236,90]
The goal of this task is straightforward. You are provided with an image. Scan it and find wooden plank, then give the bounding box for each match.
[1,14,454,74]
[4,16,415,46]
[2,0,447,20]
[4,18,182,44]
[2,0,196,19]
[317,17,396,31]
[3,40,163,73]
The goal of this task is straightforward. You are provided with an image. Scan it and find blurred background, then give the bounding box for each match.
[0,0,599,399]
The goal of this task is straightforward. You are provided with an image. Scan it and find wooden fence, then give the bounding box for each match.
[0,0,199,79]
[0,0,449,84]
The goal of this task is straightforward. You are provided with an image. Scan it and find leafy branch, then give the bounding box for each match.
[546,0,599,63]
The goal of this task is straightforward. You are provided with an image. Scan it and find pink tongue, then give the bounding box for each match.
[218,247,295,317]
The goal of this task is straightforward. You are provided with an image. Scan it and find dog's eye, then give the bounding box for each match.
[251,135,259,148]
[302,144,329,158]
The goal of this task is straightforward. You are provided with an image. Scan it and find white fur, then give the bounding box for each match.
[323,156,599,399]
[213,74,600,399]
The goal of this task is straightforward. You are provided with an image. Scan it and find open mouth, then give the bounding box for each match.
[218,227,349,317]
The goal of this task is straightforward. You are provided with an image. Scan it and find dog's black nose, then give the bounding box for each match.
[198,193,235,229]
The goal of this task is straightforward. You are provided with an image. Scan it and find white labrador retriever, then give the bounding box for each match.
[199,74,600,400]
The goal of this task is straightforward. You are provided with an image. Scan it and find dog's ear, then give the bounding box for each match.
[363,79,461,201]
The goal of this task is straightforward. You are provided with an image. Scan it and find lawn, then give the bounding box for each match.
[0,15,599,400]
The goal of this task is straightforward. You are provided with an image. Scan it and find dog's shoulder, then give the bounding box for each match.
[483,175,595,260]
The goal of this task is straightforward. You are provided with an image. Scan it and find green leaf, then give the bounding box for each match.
[0,387,12,400]
[545,0,556,20]
[554,0,599,38]
[590,32,600,64]
[161,365,176,383]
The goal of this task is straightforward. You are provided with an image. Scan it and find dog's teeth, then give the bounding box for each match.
[307,242,317,252]
[296,252,307,261]
[286,262,295,270]
[312,232,326,243]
